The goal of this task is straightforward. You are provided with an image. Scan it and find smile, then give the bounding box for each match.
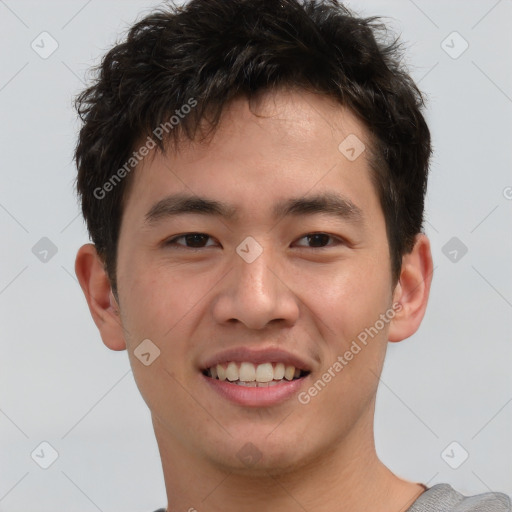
[201,362,311,407]
[202,361,310,386]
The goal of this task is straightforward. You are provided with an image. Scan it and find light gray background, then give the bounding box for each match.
[1,0,511,511]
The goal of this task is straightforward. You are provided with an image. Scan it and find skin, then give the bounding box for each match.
[75,86,433,512]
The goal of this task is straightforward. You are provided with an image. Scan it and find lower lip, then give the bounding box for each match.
[201,373,309,407]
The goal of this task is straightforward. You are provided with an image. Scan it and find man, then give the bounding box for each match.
[73,0,511,510]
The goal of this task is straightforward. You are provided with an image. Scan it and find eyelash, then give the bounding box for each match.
[163,232,345,250]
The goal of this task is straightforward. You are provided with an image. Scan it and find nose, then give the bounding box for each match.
[211,239,300,330]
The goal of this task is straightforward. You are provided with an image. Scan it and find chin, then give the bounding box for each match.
[202,432,310,476]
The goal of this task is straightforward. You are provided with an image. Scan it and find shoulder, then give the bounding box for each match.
[407,483,511,512]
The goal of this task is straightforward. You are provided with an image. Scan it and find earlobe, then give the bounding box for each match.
[388,234,433,343]
[74,243,127,351]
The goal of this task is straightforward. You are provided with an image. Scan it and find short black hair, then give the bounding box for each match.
[74,0,431,298]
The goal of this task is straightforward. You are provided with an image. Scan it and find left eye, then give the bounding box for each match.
[164,232,343,249]
[294,233,343,248]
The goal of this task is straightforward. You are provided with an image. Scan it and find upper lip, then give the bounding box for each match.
[200,347,313,372]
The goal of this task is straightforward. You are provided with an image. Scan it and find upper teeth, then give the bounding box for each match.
[208,362,302,382]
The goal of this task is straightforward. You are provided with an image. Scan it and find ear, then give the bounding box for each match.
[388,233,433,343]
[74,243,126,351]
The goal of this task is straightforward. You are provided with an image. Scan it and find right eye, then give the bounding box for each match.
[163,232,218,249]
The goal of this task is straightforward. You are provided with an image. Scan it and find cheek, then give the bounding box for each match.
[120,263,202,339]
[119,263,213,385]
[120,268,207,417]
[299,264,390,427]
[303,253,391,343]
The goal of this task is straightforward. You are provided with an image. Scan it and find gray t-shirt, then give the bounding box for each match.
[151,483,512,511]
[405,483,511,512]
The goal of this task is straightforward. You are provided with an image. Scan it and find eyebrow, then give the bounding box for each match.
[144,191,365,227]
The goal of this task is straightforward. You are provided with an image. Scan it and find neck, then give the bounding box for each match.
[153,403,425,512]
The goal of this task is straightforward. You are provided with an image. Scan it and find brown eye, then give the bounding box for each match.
[165,233,216,249]
[294,233,343,248]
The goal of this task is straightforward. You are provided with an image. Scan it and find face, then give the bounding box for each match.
[114,87,399,474]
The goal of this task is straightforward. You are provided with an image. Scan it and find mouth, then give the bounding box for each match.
[199,348,314,406]
[201,361,311,387]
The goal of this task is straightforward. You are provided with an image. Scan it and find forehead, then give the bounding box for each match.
[121,87,378,227]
